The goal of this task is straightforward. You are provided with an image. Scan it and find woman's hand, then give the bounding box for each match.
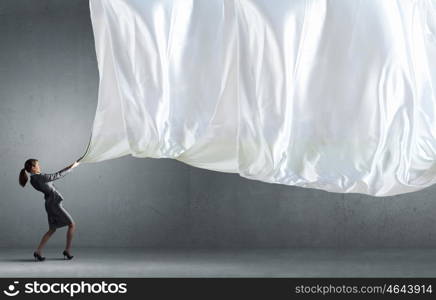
[66,161,80,169]
[59,161,80,173]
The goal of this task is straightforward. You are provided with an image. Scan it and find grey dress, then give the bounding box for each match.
[29,167,74,229]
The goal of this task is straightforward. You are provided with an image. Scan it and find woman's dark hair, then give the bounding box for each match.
[19,158,38,187]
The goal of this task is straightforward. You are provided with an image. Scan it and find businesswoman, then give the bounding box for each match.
[19,158,80,261]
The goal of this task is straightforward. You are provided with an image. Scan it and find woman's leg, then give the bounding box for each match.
[36,228,56,254]
[65,222,76,252]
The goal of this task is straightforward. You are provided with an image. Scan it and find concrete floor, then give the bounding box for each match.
[0,248,435,277]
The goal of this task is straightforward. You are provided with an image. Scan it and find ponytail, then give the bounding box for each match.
[19,158,38,188]
[19,168,28,187]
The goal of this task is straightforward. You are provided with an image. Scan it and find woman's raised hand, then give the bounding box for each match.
[67,161,80,169]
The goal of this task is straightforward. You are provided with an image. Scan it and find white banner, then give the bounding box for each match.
[80,0,436,196]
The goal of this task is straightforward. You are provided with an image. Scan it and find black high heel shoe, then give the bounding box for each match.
[63,250,74,260]
[33,251,45,261]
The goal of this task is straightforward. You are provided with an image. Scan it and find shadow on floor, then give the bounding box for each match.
[1,258,68,262]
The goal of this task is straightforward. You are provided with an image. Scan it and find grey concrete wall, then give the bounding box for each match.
[2,0,436,249]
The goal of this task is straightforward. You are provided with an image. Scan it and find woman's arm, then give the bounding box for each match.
[40,161,80,183]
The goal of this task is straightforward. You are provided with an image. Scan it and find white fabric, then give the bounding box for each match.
[80,0,436,196]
